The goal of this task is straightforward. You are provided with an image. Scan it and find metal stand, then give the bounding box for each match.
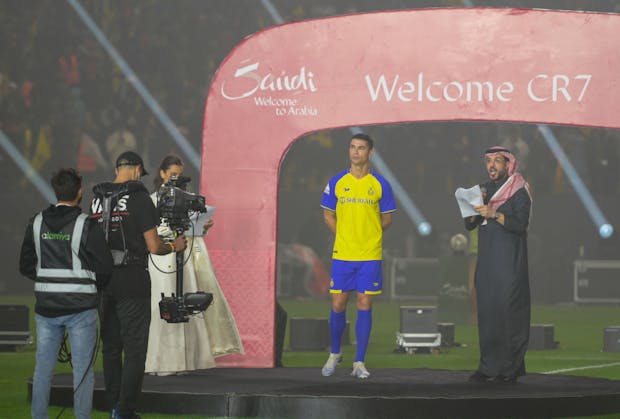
[0,331,33,347]
[175,249,184,299]
[395,332,441,354]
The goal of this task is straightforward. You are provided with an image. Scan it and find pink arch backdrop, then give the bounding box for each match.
[201,8,620,367]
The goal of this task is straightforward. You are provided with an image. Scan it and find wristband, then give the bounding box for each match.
[168,242,175,253]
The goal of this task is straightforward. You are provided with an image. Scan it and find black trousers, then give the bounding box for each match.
[275,301,288,368]
[99,295,150,416]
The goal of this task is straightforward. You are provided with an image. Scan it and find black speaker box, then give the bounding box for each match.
[400,306,437,334]
[0,305,32,350]
[529,324,557,350]
[0,304,29,331]
[437,322,455,347]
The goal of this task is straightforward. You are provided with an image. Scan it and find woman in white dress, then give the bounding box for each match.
[145,155,243,375]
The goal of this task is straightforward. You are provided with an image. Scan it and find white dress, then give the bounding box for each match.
[145,193,243,374]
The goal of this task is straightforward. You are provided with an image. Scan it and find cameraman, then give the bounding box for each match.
[19,168,113,419]
[90,151,186,419]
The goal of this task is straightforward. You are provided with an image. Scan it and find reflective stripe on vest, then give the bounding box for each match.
[33,212,97,284]
[34,282,97,293]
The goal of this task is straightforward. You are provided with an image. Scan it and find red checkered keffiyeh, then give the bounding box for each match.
[484,146,532,211]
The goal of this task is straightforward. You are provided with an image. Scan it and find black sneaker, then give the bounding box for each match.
[468,371,492,382]
[493,375,518,384]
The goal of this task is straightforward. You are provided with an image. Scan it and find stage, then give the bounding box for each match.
[37,368,620,418]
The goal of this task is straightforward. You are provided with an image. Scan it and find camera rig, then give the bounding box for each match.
[156,175,214,323]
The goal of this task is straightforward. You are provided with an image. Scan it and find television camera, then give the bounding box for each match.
[157,175,207,233]
[157,175,213,323]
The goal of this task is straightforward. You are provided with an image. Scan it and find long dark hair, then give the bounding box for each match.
[153,154,184,191]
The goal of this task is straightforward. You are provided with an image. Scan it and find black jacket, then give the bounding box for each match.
[19,205,113,317]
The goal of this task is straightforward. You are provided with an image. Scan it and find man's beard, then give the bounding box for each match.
[494,170,508,182]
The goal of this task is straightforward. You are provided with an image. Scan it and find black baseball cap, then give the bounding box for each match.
[115,151,149,176]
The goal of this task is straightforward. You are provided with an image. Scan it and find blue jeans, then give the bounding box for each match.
[32,309,98,419]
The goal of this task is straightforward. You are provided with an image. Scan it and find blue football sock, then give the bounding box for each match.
[355,309,372,362]
[330,309,346,354]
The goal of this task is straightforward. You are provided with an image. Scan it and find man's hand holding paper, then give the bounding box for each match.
[455,185,483,218]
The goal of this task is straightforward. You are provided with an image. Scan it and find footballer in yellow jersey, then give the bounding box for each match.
[320,133,396,380]
[321,169,396,262]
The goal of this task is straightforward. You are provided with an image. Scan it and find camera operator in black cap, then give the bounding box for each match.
[90,151,187,419]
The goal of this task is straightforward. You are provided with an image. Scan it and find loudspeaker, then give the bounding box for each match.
[0,304,29,331]
[574,260,620,303]
[437,322,455,347]
[603,326,620,352]
[0,305,32,350]
[400,306,437,334]
[289,318,350,351]
[529,324,557,350]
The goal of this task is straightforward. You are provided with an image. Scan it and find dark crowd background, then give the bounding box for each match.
[1,0,619,304]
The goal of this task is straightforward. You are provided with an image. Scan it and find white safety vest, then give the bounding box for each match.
[33,212,97,294]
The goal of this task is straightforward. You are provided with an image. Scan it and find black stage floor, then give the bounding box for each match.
[42,368,620,418]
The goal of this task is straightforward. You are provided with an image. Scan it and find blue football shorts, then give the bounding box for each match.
[329,259,382,295]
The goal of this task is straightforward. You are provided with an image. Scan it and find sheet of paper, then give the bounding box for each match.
[454,185,483,218]
[185,205,216,236]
